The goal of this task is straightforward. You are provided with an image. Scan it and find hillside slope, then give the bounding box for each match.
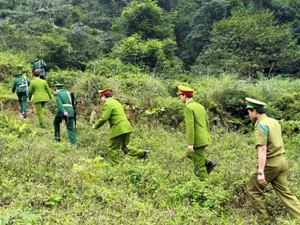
[1,77,300,225]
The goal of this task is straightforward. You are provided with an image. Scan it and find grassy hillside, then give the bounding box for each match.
[1,73,300,225]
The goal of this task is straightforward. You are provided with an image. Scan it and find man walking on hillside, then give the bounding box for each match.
[28,73,53,128]
[32,57,47,80]
[12,72,30,118]
[178,85,216,181]
[53,83,78,148]
[246,97,300,224]
[93,88,149,165]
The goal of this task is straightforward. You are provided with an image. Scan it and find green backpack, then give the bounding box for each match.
[17,76,29,94]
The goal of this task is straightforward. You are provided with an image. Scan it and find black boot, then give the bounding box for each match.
[143,150,150,159]
[206,160,216,174]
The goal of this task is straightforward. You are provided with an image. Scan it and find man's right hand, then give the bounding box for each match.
[188,145,194,153]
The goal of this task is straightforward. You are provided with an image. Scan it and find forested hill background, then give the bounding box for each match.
[0,0,300,78]
[2,0,300,225]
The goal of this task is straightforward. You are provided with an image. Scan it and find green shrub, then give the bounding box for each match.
[86,58,142,77]
[0,52,31,82]
[47,69,83,90]
[169,179,229,212]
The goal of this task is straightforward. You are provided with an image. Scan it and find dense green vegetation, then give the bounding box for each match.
[0,0,299,77]
[2,65,300,224]
[1,0,300,224]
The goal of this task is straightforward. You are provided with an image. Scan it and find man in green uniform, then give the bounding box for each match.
[93,88,149,165]
[246,97,300,224]
[12,73,30,118]
[178,85,216,181]
[53,84,78,147]
[28,73,53,128]
[32,57,47,80]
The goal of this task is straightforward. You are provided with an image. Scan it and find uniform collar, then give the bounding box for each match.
[257,114,267,122]
[105,97,112,102]
[255,114,268,127]
[186,99,194,105]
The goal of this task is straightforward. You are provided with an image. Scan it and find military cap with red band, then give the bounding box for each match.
[98,88,112,95]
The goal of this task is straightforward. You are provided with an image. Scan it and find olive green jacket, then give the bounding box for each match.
[28,78,53,103]
[184,99,211,148]
[94,98,133,138]
[254,114,285,158]
[54,89,76,117]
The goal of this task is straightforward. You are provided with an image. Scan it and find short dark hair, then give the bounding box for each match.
[247,108,265,114]
[103,93,112,98]
[181,93,193,98]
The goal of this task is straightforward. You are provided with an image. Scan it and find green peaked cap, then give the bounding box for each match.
[245,97,267,110]
[54,83,65,89]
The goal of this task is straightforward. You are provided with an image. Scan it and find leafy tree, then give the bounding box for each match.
[64,23,122,70]
[173,0,202,69]
[0,0,16,10]
[182,0,235,67]
[113,0,174,40]
[0,23,41,55]
[157,0,179,11]
[111,34,183,75]
[292,19,300,44]
[192,10,300,77]
[38,31,73,70]
[240,0,300,23]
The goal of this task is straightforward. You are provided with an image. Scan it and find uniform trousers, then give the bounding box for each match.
[53,115,77,145]
[34,101,47,126]
[186,145,210,181]
[248,155,300,224]
[17,92,28,114]
[108,132,144,165]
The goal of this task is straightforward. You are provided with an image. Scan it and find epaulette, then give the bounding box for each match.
[257,122,269,136]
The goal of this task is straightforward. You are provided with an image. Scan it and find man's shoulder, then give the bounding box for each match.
[256,116,280,132]
[58,90,70,97]
[261,116,278,125]
[107,98,120,105]
[14,77,22,82]
[187,101,204,109]
[54,90,62,96]
[30,79,37,84]
[32,78,46,85]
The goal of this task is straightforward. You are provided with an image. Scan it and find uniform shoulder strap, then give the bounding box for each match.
[257,122,269,136]
[67,91,72,103]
